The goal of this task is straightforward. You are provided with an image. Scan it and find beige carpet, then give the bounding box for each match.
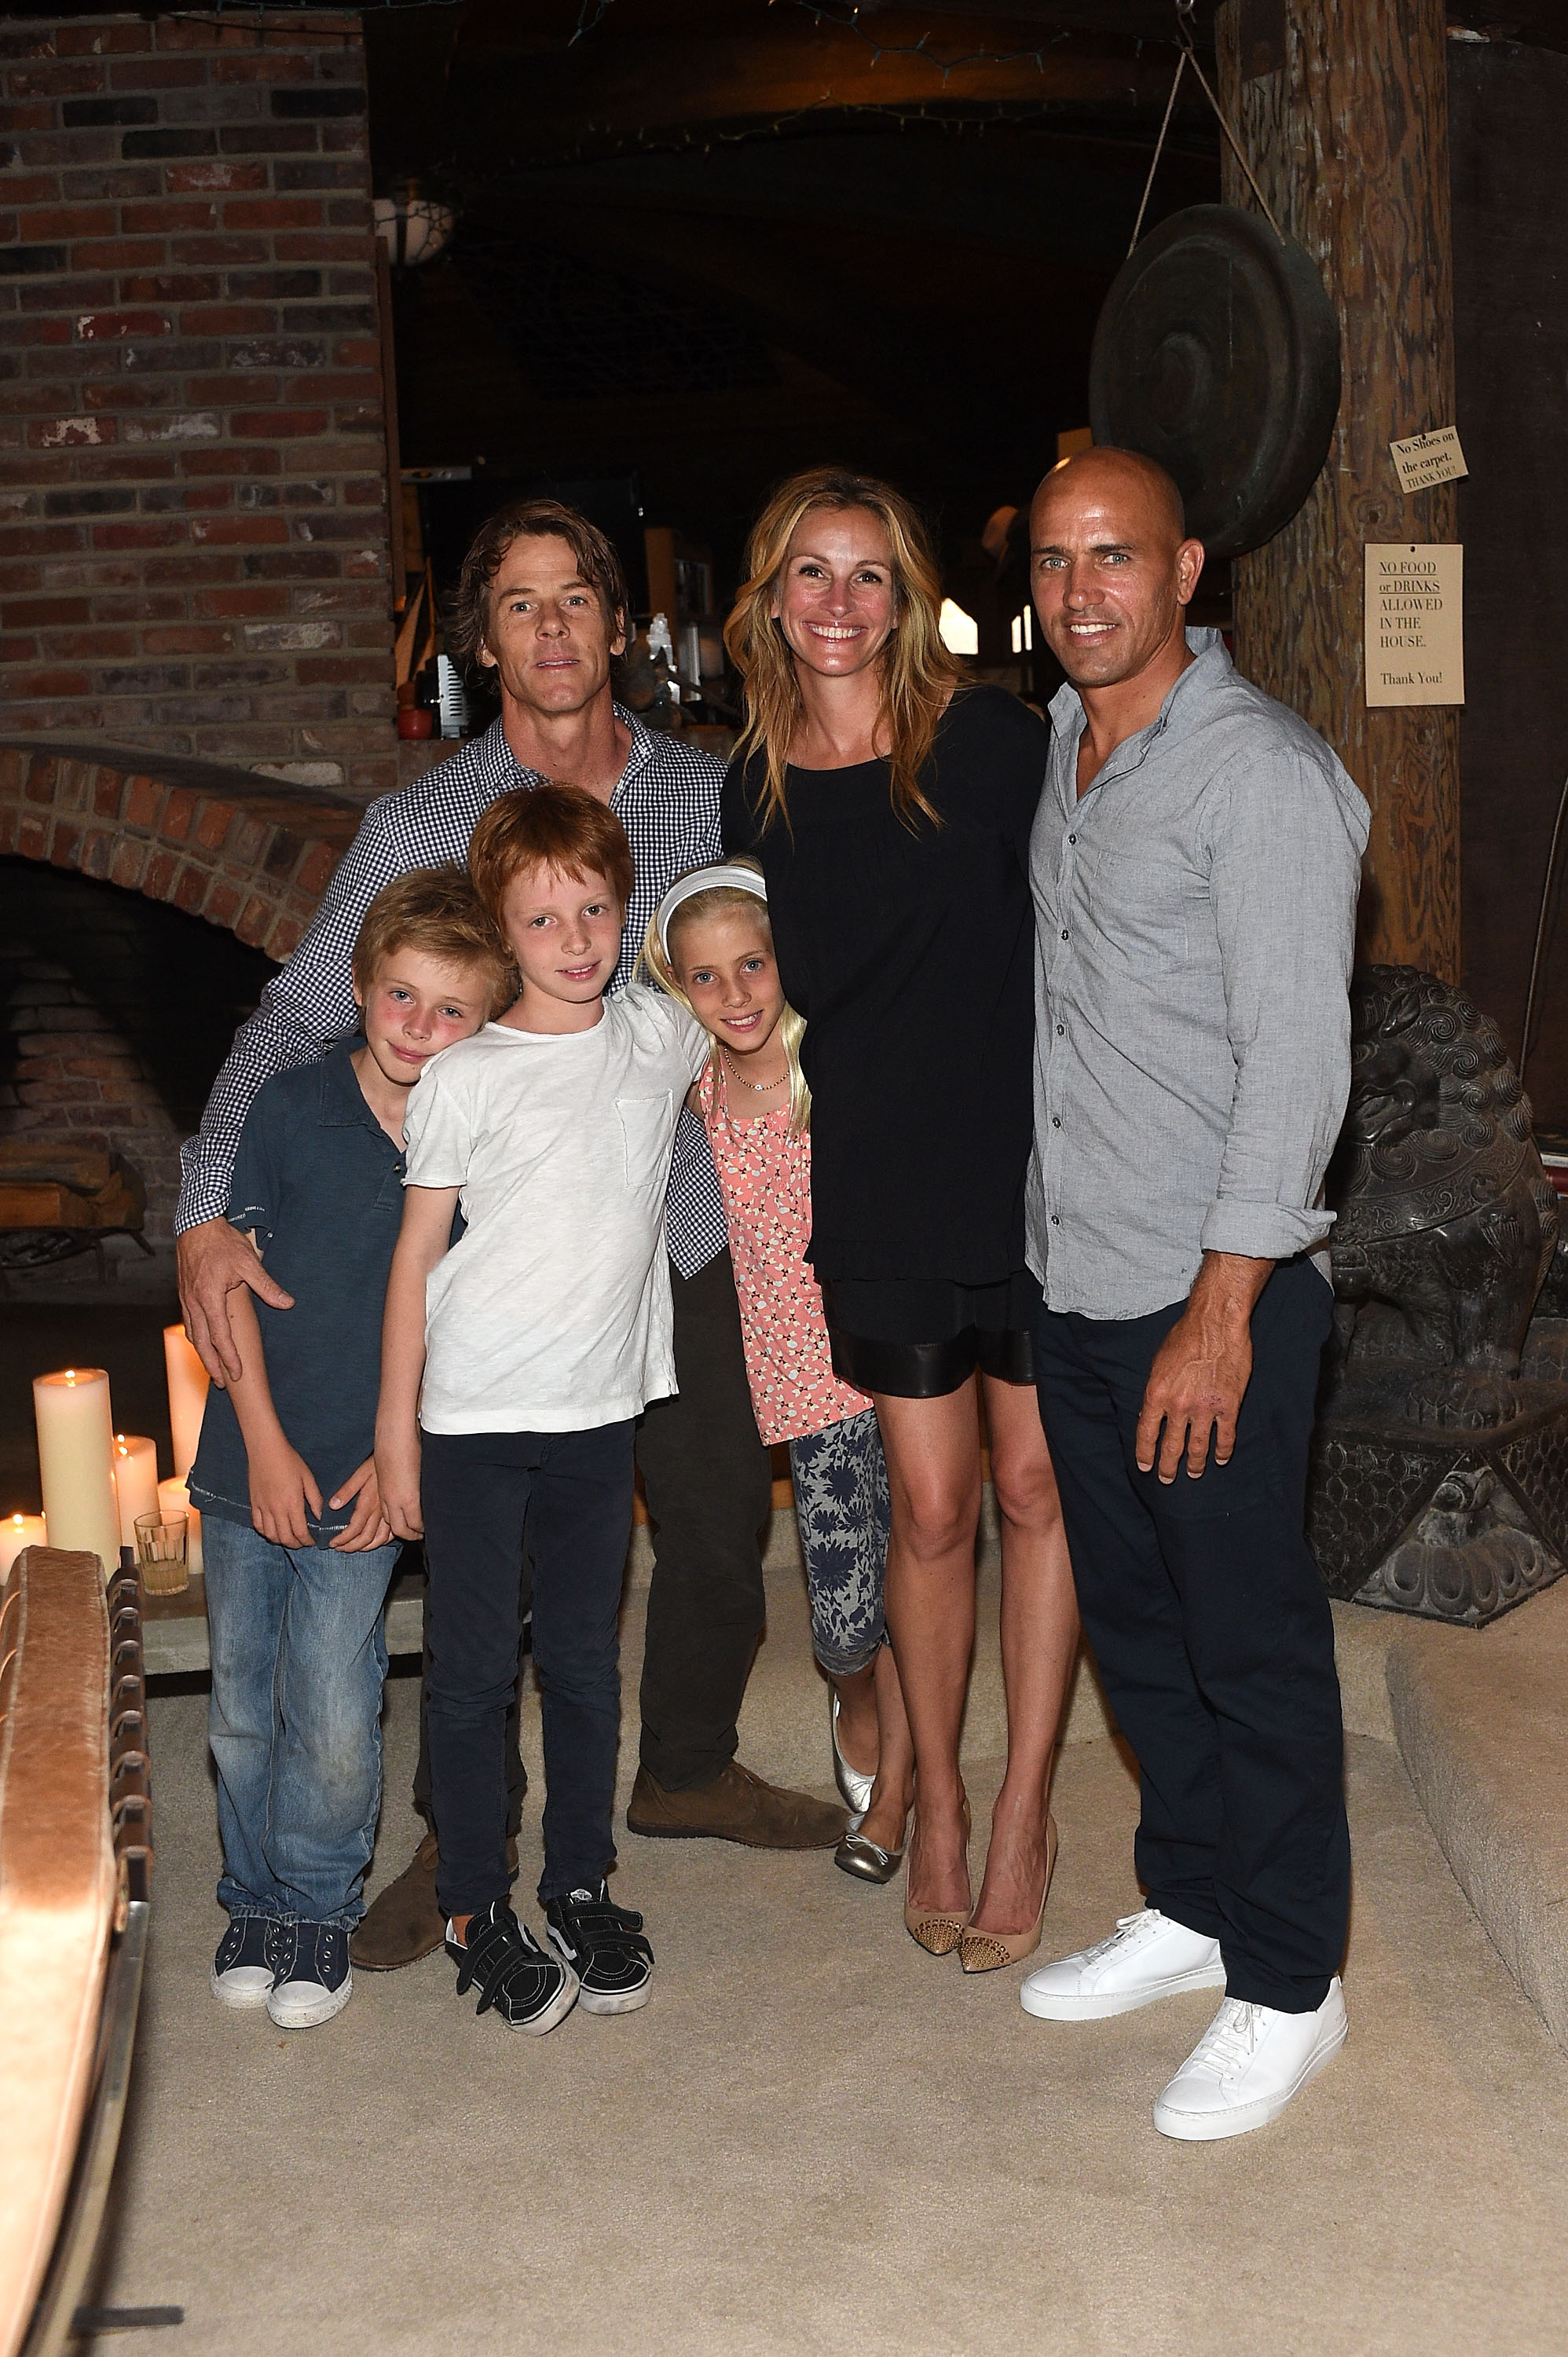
[84,1568,1568,2357]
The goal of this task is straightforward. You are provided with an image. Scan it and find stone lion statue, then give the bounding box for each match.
[1328,966,1558,1425]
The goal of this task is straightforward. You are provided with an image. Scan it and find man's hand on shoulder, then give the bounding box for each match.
[177,1218,295,1387]
[1135,1252,1273,1484]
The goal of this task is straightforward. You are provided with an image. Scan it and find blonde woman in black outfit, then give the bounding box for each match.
[722,468,1080,1970]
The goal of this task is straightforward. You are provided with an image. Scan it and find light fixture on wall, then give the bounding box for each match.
[374,179,456,269]
[938,598,980,657]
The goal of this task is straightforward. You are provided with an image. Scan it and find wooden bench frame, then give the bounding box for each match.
[5,1558,152,2357]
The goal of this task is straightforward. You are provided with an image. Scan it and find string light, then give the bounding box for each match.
[167,0,1209,187]
[782,0,1074,82]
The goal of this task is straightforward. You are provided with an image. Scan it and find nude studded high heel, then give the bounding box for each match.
[903,1797,973,1956]
[958,1813,1059,1974]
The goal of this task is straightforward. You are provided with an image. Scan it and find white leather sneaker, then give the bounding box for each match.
[1020,1907,1226,2021]
[1152,1978,1347,2141]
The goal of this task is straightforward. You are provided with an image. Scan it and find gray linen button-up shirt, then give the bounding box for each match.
[1025,630,1371,1320]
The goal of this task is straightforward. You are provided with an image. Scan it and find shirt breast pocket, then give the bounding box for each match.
[1090,849,1205,964]
[617,1093,674,1192]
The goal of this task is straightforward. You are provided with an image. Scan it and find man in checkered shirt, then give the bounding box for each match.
[178,500,846,1968]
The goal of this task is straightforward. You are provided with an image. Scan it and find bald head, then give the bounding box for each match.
[1031,446,1186,546]
[1028,444,1203,696]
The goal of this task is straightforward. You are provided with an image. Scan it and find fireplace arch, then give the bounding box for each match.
[0,742,360,963]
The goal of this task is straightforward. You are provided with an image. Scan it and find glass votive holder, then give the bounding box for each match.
[135,1508,189,1596]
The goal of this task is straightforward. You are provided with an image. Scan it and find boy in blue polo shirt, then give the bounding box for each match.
[189,869,515,2030]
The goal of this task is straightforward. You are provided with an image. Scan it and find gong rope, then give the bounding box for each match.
[1128,0,1288,257]
[1520,767,1568,1094]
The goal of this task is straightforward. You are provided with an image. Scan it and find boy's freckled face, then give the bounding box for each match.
[500,862,625,1008]
[355,948,494,1087]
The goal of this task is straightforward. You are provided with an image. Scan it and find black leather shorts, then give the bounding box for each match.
[821,1271,1039,1399]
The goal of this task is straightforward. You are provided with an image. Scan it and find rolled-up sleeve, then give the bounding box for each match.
[1199,751,1365,1264]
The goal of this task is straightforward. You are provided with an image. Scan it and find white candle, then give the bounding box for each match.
[0,1512,47,1577]
[157,1475,203,1579]
[113,1434,159,1549]
[163,1325,211,1480]
[33,1367,120,1574]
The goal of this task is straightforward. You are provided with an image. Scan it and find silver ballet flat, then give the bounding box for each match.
[834,1827,904,1886]
[830,1688,875,1816]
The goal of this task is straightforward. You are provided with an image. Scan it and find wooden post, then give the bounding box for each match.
[1214,0,1461,981]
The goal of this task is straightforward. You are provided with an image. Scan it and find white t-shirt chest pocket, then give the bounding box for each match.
[617,1091,673,1190]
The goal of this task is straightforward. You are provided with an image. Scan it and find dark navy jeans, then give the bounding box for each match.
[1034,1258,1350,2011]
[420,1420,635,1918]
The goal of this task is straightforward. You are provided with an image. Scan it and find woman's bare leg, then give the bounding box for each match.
[968,1376,1079,1937]
[874,1386,985,1915]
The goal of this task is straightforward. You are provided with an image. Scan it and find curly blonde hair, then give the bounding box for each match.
[723,466,961,836]
[638,861,810,1135]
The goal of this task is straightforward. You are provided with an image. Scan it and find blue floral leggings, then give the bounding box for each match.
[786,1406,891,1677]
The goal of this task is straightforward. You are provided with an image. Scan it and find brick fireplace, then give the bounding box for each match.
[0,8,397,799]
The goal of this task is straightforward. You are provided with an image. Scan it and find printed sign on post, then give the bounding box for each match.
[1389,427,1468,495]
[1364,545,1464,707]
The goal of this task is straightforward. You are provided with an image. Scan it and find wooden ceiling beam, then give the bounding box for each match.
[452,5,1208,166]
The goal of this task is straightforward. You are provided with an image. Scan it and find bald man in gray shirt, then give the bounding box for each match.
[1016,449,1369,2145]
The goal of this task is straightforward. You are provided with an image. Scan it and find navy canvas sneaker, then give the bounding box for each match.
[544,1884,654,2014]
[267,1919,352,2029]
[211,1913,289,2009]
[448,1898,578,2035]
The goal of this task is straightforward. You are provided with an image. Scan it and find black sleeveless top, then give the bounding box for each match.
[720,684,1046,1287]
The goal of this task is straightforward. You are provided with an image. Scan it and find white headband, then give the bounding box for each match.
[656,864,768,959]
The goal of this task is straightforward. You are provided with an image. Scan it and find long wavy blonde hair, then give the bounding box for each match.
[723,467,961,835]
[639,861,811,1135]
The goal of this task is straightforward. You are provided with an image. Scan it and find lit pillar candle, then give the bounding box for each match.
[0,1512,47,1577]
[33,1366,120,1574]
[156,1475,203,1579]
[163,1325,211,1481]
[113,1434,159,1549]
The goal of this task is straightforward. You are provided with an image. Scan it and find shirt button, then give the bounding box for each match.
[1050,1215,1061,1227]
[1068,833,1077,845]
[1056,1024,1064,1036]
[1052,1117,1061,1128]
[1061,928,1069,941]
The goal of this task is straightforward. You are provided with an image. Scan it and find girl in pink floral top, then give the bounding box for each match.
[644,862,914,1882]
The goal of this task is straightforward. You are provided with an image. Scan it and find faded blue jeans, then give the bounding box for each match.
[204,1515,399,1930]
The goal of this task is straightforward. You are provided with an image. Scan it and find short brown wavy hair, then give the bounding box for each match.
[446,498,630,678]
[351,867,517,1017]
[468,783,635,924]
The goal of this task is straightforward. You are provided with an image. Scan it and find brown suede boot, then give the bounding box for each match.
[350,1830,519,1971]
[626,1761,847,1849]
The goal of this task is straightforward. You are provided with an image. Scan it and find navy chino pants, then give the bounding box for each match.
[419,1420,636,1921]
[1034,1258,1350,2011]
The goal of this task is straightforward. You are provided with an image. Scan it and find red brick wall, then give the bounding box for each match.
[0,9,397,798]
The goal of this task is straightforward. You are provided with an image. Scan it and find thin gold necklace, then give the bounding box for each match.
[721,1046,788,1094]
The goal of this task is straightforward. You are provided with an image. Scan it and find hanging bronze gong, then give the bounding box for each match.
[1087,203,1341,559]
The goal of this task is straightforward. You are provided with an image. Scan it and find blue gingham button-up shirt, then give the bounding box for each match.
[1026,632,1371,1321]
[178,709,730,1277]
